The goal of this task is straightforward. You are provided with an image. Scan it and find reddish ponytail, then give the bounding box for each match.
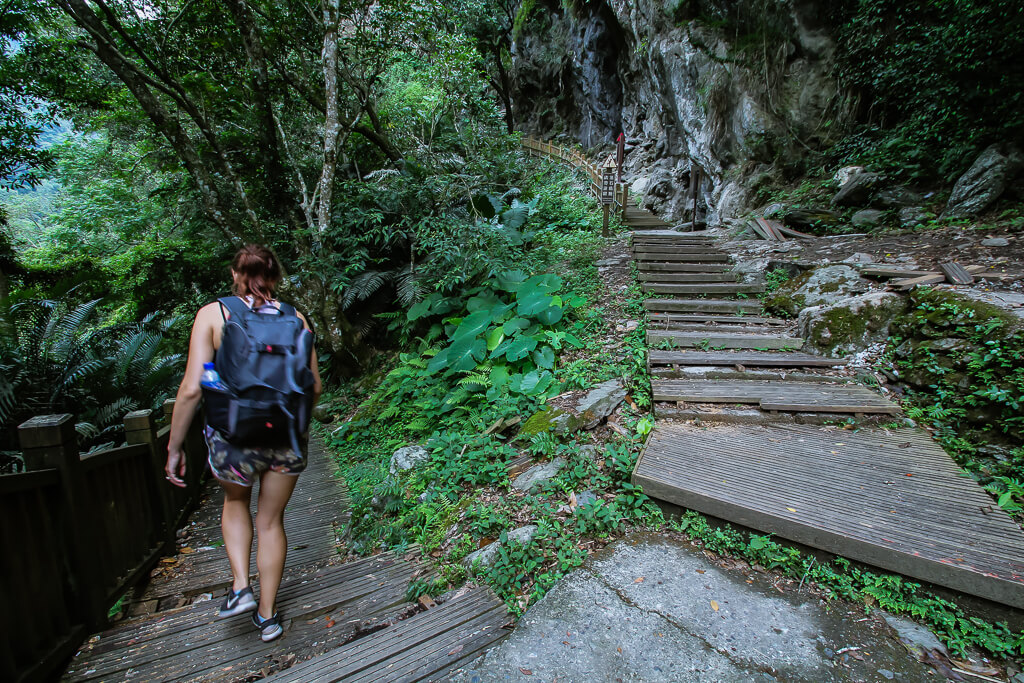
[231,244,281,307]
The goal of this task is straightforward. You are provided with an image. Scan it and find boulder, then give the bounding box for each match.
[767,265,872,317]
[831,171,883,207]
[833,165,866,187]
[312,404,334,423]
[898,206,931,229]
[512,458,566,492]
[463,525,538,570]
[799,291,907,354]
[942,143,1024,218]
[389,445,431,475]
[575,490,599,508]
[519,407,574,437]
[981,237,1010,247]
[784,208,840,232]
[872,186,923,209]
[842,252,874,264]
[851,209,885,229]
[763,203,785,218]
[574,380,627,429]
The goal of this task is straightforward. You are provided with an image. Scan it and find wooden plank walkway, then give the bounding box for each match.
[63,438,507,681]
[644,298,764,314]
[638,262,732,272]
[648,313,788,325]
[651,378,900,414]
[642,282,765,295]
[647,330,804,350]
[633,423,1024,608]
[639,272,738,283]
[649,350,850,368]
[634,252,731,263]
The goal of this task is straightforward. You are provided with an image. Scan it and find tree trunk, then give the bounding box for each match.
[317,0,343,236]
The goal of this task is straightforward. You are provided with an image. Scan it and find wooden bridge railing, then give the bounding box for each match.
[522,136,630,220]
[1,401,207,683]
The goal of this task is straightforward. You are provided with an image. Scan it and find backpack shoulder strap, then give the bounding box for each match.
[218,296,250,320]
[278,302,297,317]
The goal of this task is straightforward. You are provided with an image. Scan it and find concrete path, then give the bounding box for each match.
[450,534,939,682]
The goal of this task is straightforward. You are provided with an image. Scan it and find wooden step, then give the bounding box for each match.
[632,230,709,238]
[649,350,850,367]
[649,323,789,335]
[642,283,765,295]
[639,272,738,283]
[634,252,730,262]
[638,262,732,272]
[647,331,803,350]
[631,245,722,254]
[645,298,762,314]
[265,587,509,683]
[648,313,787,325]
[651,379,900,414]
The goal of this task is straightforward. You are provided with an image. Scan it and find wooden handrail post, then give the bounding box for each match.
[19,414,105,629]
[125,409,172,542]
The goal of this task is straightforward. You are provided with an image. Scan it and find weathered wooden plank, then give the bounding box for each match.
[644,298,762,314]
[634,252,731,262]
[652,379,896,414]
[647,331,803,350]
[638,262,731,272]
[633,423,1024,608]
[939,262,975,285]
[648,314,787,325]
[649,351,848,367]
[642,283,764,295]
[639,272,739,283]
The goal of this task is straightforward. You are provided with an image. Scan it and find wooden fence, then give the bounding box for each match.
[521,136,630,217]
[0,401,208,683]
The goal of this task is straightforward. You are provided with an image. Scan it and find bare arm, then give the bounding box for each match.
[297,311,323,404]
[165,303,218,486]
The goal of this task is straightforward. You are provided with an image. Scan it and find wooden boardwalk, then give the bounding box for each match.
[629,225,1024,611]
[63,439,508,682]
[634,423,1024,608]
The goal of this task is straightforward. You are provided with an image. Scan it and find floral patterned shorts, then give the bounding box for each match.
[205,426,307,487]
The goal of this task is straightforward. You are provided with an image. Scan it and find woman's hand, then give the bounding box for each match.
[165,446,187,488]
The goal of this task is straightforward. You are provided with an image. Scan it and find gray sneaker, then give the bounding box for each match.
[218,586,257,618]
[252,610,284,642]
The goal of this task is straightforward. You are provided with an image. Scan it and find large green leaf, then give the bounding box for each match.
[516,291,555,317]
[496,270,528,292]
[490,363,510,388]
[535,305,563,326]
[517,273,562,295]
[451,309,493,340]
[532,345,555,370]
[503,335,538,362]
[407,293,440,321]
[467,292,502,313]
[503,317,531,335]
[446,335,488,372]
[500,200,530,231]
[486,327,505,351]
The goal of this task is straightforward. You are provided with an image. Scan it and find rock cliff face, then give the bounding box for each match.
[511,0,848,225]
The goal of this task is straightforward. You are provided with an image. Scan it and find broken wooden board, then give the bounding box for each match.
[748,217,779,241]
[649,350,848,368]
[633,423,1024,609]
[939,262,975,285]
[647,331,803,350]
[651,379,898,414]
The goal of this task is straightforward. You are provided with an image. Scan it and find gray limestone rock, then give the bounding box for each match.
[943,143,1024,218]
[873,186,923,209]
[880,613,948,657]
[799,291,906,355]
[770,265,872,317]
[388,445,430,475]
[575,490,599,508]
[981,237,1010,247]
[842,252,874,264]
[898,206,931,228]
[850,208,885,229]
[574,380,627,429]
[512,458,566,492]
[462,525,538,570]
[831,171,883,208]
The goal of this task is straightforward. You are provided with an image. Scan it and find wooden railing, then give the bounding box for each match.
[1,401,207,683]
[522,136,630,217]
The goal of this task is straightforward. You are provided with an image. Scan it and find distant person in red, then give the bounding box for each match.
[165,245,322,642]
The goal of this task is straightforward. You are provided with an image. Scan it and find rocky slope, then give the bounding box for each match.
[512,0,849,225]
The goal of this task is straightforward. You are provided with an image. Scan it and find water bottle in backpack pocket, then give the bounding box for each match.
[201,297,315,453]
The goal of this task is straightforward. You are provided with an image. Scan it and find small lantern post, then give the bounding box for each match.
[600,154,617,237]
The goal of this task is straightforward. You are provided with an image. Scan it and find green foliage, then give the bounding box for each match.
[833,0,1024,180]
[0,290,183,463]
[763,267,790,294]
[886,289,1024,515]
[669,511,1024,657]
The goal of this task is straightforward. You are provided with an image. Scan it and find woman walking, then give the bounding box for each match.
[165,245,321,642]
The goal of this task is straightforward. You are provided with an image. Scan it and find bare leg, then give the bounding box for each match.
[220,481,254,593]
[254,471,299,618]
